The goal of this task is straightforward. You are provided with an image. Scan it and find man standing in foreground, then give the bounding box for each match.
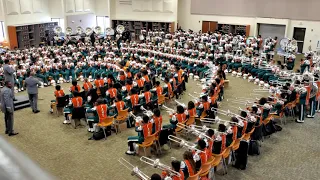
[25,72,41,113]
[0,81,18,136]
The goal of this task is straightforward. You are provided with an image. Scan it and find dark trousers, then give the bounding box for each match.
[4,111,14,133]
[28,93,38,112]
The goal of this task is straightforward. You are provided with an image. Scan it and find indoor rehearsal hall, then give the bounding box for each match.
[0,0,319,180]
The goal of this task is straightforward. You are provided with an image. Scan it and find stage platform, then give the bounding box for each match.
[14,96,30,111]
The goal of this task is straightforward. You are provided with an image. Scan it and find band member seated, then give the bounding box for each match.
[212,124,227,154]
[136,73,145,93]
[193,139,209,171]
[196,95,210,117]
[113,94,127,116]
[161,160,184,180]
[163,105,187,130]
[50,85,65,113]
[126,88,140,112]
[106,83,118,104]
[164,77,173,98]
[118,70,126,86]
[87,98,105,132]
[70,91,85,126]
[187,101,196,117]
[181,151,197,179]
[83,78,93,93]
[126,115,153,155]
[152,108,162,134]
[70,80,81,93]
[142,84,153,109]
[155,81,164,97]
[142,70,151,86]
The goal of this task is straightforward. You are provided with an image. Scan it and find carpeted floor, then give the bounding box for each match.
[1,55,319,180]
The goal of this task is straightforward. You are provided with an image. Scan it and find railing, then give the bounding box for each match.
[0,136,55,180]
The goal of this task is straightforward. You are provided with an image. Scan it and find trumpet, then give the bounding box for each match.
[118,158,150,180]
[140,106,153,117]
[168,135,204,152]
[177,123,213,140]
[140,156,181,177]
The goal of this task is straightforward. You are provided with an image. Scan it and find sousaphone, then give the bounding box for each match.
[85,27,93,36]
[116,25,125,34]
[105,27,115,36]
[94,26,102,35]
[76,26,83,34]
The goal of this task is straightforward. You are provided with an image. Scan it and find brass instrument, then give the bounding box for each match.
[140,156,181,177]
[118,158,150,180]
[168,135,204,152]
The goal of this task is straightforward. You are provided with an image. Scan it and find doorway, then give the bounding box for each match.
[293,27,306,53]
[202,21,217,33]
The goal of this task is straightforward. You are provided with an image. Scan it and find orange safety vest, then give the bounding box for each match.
[108,88,117,98]
[167,82,172,95]
[142,122,153,138]
[232,126,238,141]
[127,72,132,79]
[188,108,196,117]
[115,101,125,112]
[96,104,108,121]
[119,74,126,81]
[242,121,248,135]
[184,160,195,176]
[136,79,144,88]
[221,134,226,153]
[176,113,187,123]
[72,97,83,108]
[130,94,139,106]
[107,78,112,85]
[178,69,184,83]
[95,79,104,88]
[144,91,151,104]
[203,102,210,111]
[126,84,133,92]
[54,90,65,97]
[156,86,163,97]
[172,78,177,89]
[143,75,150,82]
[317,81,320,100]
[70,85,81,92]
[153,116,162,132]
[83,82,93,91]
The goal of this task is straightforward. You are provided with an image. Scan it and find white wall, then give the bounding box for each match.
[111,0,178,23]
[95,0,109,16]
[66,13,96,31]
[178,0,320,53]
[3,0,51,25]
[49,0,64,18]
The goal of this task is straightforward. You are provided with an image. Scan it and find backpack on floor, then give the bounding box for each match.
[248,140,260,155]
[92,129,111,140]
[234,140,249,170]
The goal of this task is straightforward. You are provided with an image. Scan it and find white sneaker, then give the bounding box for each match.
[63,120,68,124]
[125,150,135,155]
[66,120,71,124]
[21,88,24,91]
[88,128,91,132]
[307,115,315,118]
[18,89,21,92]
[50,109,53,113]
[296,119,304,123]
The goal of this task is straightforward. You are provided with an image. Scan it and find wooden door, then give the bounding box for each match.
[202,21,210,33]
[7,26,18,50]
[245,25,250,37]
[209,21,217,32]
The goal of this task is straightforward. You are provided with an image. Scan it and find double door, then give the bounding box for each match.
[202,21,217,33]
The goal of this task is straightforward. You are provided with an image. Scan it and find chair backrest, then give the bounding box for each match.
[158,95,165,103]
[118,108,129,118]
[186,116,195,126]
[187,169,202,180]
[142,134,155,145]
[200,158,214,175]
[100,116,114,124]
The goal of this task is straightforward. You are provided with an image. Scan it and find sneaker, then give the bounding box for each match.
[63,120,68,124]
[296,119,305,123]
[125,150,135,155]
[88,128,91,132]
[18,89,21,92]
[66,120,71,124]
[307,115,315,118]
[50,109,53,113]
[21,88,24,91]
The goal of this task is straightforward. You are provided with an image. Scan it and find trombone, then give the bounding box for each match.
[210,107,247,120]
[177,123,213,140]
[118,158,150,180]
[162,105,175,115]
[168,135,204,152]
[174,100,186,107]
[140,106,154,117]
[140,156,181,177]
[200,116,240,125]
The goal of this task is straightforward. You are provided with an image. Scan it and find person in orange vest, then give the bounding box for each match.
[164,77,173,98]
[70,80,81,93]
[118,70,126,86]
[135,73,145,93]
[187,101,196,117]
[83,78,93,93]
[126,115,153,155]
[107,74,115,88]
[106,83,118,101]
[163,105,187,130]
[113,94,127,116]
[142,70,150,85]
[196,95,211,117]
[87,98,106,132]
[50,85,65,113]
[70,91,85,126]
[212,124,227,155]
[126,68,132,80]
[152,108,162,134]
[161,160,184,180]
[181,151,197,179]
[193,139,209,171]
[128,88,140,111]
[125,79,133,95]
[155,81,163,98]
[94,74,104,88]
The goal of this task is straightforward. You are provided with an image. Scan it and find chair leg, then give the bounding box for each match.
[223,158,227,175]
[144,147,147,157]
[157,140,162,154]
[103,127,107,140]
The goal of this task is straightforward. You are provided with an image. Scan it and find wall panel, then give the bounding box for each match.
[19,0,32,14]
[191,0,320,21]
[5,0,20,15]
[32,0,43,13]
